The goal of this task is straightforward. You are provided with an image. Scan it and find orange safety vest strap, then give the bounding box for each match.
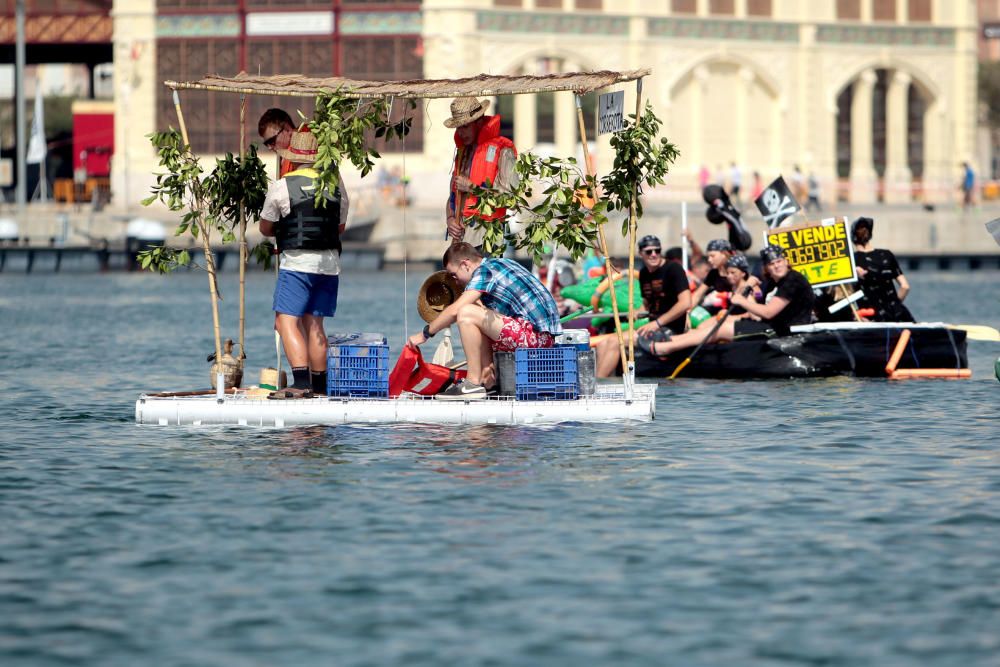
[452,115,516,222]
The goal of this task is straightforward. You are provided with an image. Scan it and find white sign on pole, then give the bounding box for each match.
[597,90,625,135]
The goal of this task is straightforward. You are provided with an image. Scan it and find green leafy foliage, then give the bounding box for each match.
[136,246,193,274]
[469,102,679,262]
[469,154,605,264]
[308,91,415,206]
[251,240,276,271]
[205,144,269,228]
[141,129,269,273]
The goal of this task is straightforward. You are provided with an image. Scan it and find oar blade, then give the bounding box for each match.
[950,324,1000,342]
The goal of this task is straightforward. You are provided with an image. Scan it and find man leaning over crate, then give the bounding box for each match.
[258,128,350,399]
[408,242,562,400]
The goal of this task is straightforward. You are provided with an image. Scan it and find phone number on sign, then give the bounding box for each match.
[783,240,848,266]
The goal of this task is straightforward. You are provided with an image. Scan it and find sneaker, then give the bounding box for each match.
[437,379,487,401]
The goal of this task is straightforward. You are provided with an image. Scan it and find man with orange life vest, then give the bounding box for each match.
[443,97,517,242]
[258,129,350,399]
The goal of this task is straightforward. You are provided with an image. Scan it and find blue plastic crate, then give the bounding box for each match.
[514,347,578,385]
[516,382,579,401]
[327,343,389,397]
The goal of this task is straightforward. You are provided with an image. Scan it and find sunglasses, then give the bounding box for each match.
[263,128,284,149]
[642,248,662,256]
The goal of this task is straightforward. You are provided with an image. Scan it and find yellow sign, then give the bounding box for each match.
[766,220,857,288]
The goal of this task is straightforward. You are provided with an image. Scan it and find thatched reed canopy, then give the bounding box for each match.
[165,69,650,99]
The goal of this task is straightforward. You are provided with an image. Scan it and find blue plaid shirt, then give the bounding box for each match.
[465,258,563,335]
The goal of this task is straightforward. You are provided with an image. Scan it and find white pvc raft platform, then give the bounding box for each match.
[135,383,657,427]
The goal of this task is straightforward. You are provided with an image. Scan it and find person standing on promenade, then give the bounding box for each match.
[960,161,975,209]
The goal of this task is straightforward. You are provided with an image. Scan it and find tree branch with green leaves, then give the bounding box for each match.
[139,131,269,274]
[468,101,679,262]
[307,91,415,207]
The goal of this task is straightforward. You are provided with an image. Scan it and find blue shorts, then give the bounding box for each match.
[273,270,339,317]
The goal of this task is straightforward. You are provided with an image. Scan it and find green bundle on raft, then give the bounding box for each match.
[561,276,647,329]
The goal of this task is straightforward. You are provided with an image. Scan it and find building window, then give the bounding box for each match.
[709,0,734,15]
[157,39,240,155]
[836,0,860,20]
[671,0,697,14]
[535,0,562,8]
[575,0,601,9]
[872,0,895,21]
[908,0,932,22]
[746,0,771,17]
[341,35,424,152]
[494,0,522,7]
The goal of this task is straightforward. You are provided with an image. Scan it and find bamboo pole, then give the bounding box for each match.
[574,94,628,379]
[626,78,643,380]
[238,95,248,363]
[173,90,223,370]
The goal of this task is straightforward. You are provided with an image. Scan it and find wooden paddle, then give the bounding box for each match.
[668,285,753,380]
[948,324,1000,342]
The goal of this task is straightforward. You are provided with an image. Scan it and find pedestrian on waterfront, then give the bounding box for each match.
[408,242,561,400]
[729,162,742,203]
[791,164,807,202]
[444,97,517,242]
[639,244,816,357]
[851,217,914,322]
[750,170,764,203]
[258,129,350,398]
[805,172,822,212]
[594,235,691,377]
[698,164,711,190]
[960,161,975,209]
[258,108,297,177]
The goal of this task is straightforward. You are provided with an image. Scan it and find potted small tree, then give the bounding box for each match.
[138,131,269,387]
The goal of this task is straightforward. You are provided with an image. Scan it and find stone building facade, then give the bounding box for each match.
[111,0,979,211]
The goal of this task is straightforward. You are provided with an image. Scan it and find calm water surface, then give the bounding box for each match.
[2,269,999,666]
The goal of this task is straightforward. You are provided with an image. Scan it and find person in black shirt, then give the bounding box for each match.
[595,234,691,377]
[690,238,734,314]
[640,244,816,357]
[722,253,762,319]
[851,217,914,322]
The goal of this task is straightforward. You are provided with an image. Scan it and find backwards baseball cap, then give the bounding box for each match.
[638,235,661,250]
[759,244,786,264]
[706,239,733,253]
[725,253,750,275]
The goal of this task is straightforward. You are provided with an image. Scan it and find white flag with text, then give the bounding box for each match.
[26,92,46,164]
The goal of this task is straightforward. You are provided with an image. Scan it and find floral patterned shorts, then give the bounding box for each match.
[492,316,555,352]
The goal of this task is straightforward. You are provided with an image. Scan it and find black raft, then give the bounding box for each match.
[633,323,968,379]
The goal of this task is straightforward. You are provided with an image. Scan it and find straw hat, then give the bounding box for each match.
[443,97,490,128]
[417,270,463,323]
[275,128,319,165]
